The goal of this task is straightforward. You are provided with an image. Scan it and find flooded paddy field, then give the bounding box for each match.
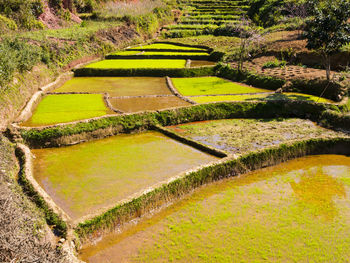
[32,131,218,220]
[80,154,350,262]
[167,119,348,154]
[189,60,216,67]
[21,94,113,127]
[171,77,271,96]
[85,59,187,69]
[191,92,334,104]
[53,77,172,96]
[127,43,208,52]
[109,96,191,113]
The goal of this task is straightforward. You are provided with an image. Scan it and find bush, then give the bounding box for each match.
[0,14,17,31]
[262,59,287,69]
[0,0,44,29]
[0,38,42,88]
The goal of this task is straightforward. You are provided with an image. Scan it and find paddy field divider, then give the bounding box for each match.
[15,100,345,148]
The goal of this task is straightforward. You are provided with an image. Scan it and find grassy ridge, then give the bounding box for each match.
[19,100,342,148]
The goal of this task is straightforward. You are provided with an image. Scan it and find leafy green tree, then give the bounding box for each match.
[305,0,350,80]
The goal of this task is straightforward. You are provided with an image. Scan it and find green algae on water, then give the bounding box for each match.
[79,155,350,263]
[32,131,218,220]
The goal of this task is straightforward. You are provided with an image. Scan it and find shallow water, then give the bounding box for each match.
[32,132,217,220]
[53,77,172,97]
[80,155,350,262]
[109,96,190,113]
[167,119,348,155]
[190,60,216,67]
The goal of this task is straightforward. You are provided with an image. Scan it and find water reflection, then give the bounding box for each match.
[291,167,346,220]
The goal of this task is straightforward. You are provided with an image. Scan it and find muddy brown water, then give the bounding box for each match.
[53,77,172,97]
[109,96,191,113]
[79,154,350,262]
[32,131,218,220]
[190,60,216,67]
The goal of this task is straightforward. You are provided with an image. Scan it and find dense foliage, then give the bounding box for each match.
[305,0,350,80]
[0,0,44,29]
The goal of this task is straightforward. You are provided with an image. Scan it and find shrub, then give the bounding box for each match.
[262,59,287,69]
[0,0,44,29]
[0,14,17,31]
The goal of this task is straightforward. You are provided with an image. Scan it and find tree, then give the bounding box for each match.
[305,0,350,80]
[234,16,263,72]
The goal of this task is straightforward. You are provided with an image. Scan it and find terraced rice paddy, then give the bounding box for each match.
[189,60,216,67]
[167,119,348,154]
[80,155,350,262]
[85,59,187,69]
[109,96,191,113]
[164,0,248,37]
[21,94,112,126]
[53,77,172,96]
[171,77,271,96]
[32,131,218,220]
[191,92,334,104]
[128,43,208,51]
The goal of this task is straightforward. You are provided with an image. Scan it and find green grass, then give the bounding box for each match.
[85,59,187,69]
[191,92,335,104]
[128,43,207,51]
[22,94,111,126]
[32,131,217,220]
[53,77,172,96]
[172,77,271,96]
[80,155,350,262]
[15,20,122,41]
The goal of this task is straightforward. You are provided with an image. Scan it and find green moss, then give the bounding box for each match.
[171,77,272,96]
[191,92,335,104]
[85,59,187,69]
[32,131,217,220]
[53,77,172,96]
[80,155,350,262]
[22,94,112,126]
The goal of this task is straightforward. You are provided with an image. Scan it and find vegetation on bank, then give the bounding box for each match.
[19,100,342,147]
